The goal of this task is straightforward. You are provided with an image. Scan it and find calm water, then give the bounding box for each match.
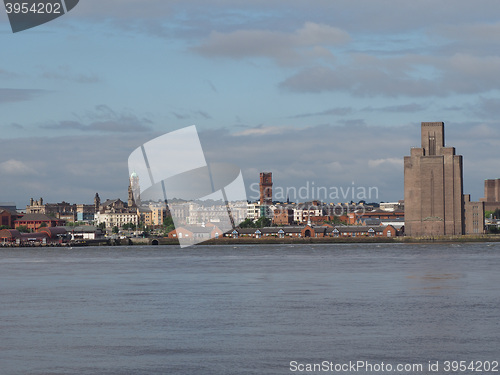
[1,243,500,375]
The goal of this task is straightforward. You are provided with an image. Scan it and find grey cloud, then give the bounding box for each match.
[463,97,500,119]
[67,1,500,37]
[194,22,349,65]
[199,123,414,202]
[41,106,153,133]
[42,119,152,133]
[362,103,428,113]
[279,51,500,97]
[290,107,353,118]
[0,69,19,78]
[0,88,46,103]
[41,65,101,84]
[337,119,367,127]
[199,122,497,202]
[195,110,212,120]
[0,133,155,205]
[433,23,500,55]
[171,112,190,120]
[279,63,438,97]
[170,110,213,120]
[290,103,427,119]
[1,122,496,206]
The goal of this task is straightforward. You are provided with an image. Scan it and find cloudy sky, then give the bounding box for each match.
[1,0,500,207]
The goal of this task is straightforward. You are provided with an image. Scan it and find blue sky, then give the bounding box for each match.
[1,0,500,207]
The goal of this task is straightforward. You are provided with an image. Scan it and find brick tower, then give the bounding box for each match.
[404,122,464,236]
[259,172,273,206]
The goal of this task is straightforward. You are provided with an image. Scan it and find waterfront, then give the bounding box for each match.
[1,243,499,375]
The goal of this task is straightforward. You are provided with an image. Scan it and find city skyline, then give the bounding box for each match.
[1,1,500,205]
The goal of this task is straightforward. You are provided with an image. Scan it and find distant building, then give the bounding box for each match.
[129,172,141,206]
[272,207,294,225]
[247,202,274,220]
[230,225,397,239]
[379,201,404,212]
[464,195,485,234]
[0,206,19,228]
[480,179,500,212]
[14,213,65,232]
[259,172,273,206]
[26,197,94,223]
[94,198,139,229]
[167,224,223,241]
[483,179,500,202]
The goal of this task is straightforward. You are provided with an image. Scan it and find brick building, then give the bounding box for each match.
[0,207,19,228]
[464,195,485,234]
[14,213,65,232]
[404,122,465,236]
[272,207,294,225]
[404,122,484,236]
[480,179,500,212]
[259,172,272,206]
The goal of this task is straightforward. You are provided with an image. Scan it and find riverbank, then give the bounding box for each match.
[3,234,500,248]
[131,234,500,246]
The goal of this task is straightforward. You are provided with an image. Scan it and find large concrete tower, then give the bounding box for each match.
[404,122,464,236]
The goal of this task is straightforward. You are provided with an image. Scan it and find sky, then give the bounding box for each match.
[1,0,500,207]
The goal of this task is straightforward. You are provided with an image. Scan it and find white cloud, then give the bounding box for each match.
[368,158,404,168]
[0,159,37,175]
[232,125,293,136]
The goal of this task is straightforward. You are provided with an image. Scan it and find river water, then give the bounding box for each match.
[1,243,499,375]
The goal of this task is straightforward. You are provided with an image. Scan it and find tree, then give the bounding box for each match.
[326,216,345,225]
[238,218,255,228]
[255,216,271,228]
[112,226,119,234]
[40,222,48,228]
[122,222,137,230]
[162,216,175,236]
[97,222,106,230]
[17,225,29,233]
[0,225,9,230]
[493,209,500,220]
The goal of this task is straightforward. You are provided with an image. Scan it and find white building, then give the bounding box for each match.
[95,211,139,229]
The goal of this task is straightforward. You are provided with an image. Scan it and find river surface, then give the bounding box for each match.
[1,243,499,375]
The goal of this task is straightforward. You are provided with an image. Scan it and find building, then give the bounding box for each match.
[65,226,104,241]
[76,204,95,223]
[129,172,141,206]
[0,227,69,245]
[480,179,500,212]
[484,179,500,202]
[347,209,404,225]
[94,198,139,229]
[229,224,397,239]
[379,201,404,212]
[14,213,65,232]
[167,224,223,241]
[404,122,484,236]
[246,202,274,220]
[26,198,94,223]
[404,122,464,236]
[259,172,273,206]
[0,206,19,228]
[272,207,294,225]
[464,195,485,234]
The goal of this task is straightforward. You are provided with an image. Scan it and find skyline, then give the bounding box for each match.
[1,1,500,206]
